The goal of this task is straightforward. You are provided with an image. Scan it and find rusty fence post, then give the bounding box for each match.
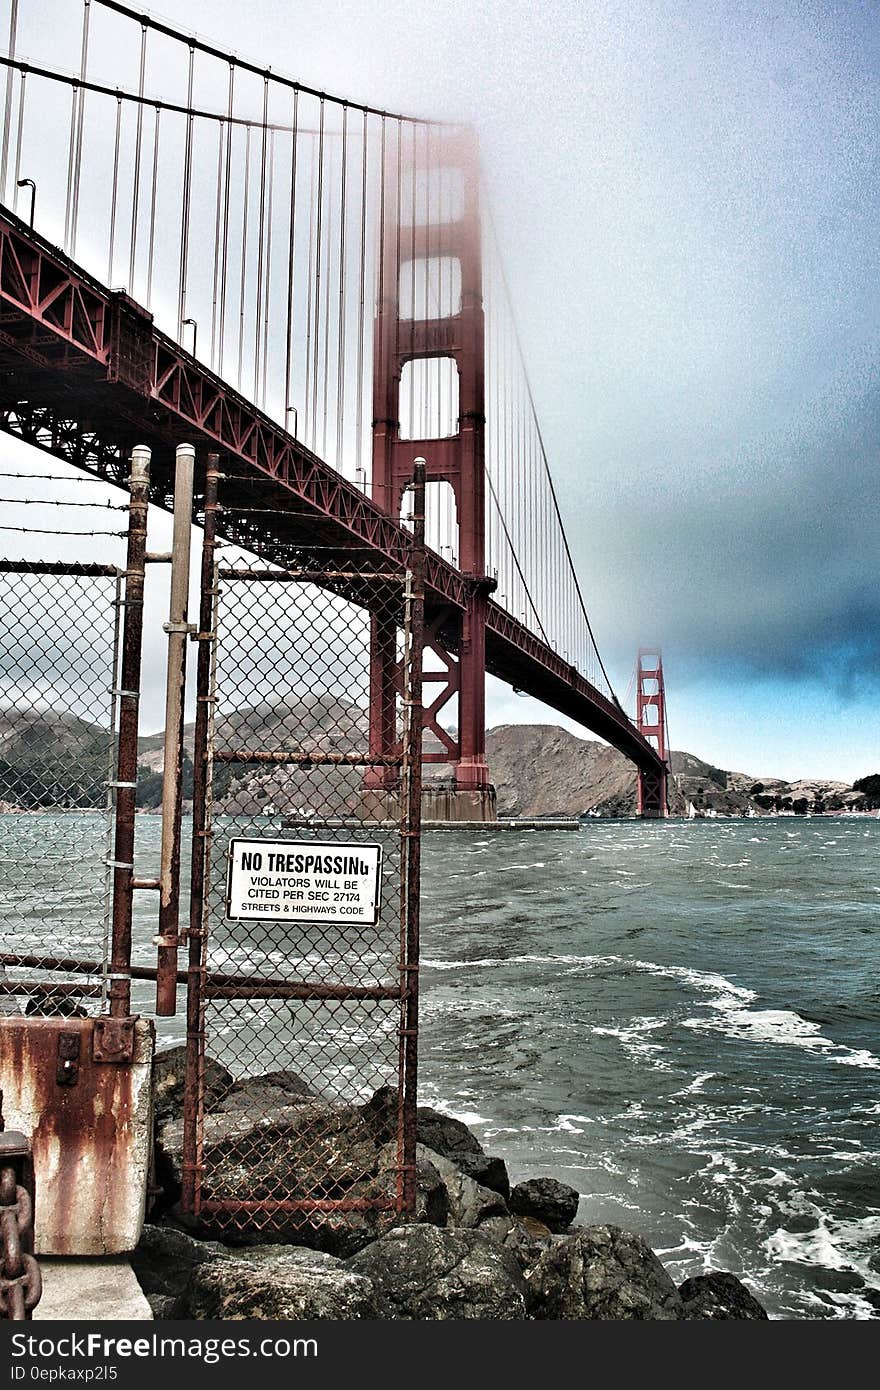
[155,443,196,1016]
[108,444,150,1021]
[400,458,425,1212]
[181,455,220,1215]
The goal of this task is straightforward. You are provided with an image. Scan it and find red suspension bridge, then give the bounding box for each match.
[0,0,668,817]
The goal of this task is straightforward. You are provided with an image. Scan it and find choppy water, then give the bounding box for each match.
[3,812,878,1319]
[417,818,880,1321]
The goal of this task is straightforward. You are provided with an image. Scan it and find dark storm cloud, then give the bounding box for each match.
[575,354,880,695]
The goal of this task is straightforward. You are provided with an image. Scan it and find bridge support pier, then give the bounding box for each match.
[637,764,669,818]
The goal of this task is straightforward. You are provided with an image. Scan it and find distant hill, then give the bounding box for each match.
[0,702,871,817]
[0,708,109,809]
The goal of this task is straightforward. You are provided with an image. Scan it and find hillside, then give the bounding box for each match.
[0,702,872,817]
[485,724,864,817]
[0,708,109,809]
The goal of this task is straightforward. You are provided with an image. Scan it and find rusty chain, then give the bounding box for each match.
[0,1091,42,1321]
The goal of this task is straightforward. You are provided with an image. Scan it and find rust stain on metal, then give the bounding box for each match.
[0,1019,150,1255]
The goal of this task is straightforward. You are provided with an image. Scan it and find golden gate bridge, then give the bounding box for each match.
[0,0,668,815]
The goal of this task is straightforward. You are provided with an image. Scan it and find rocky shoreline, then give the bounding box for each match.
[135,1047,768,1321]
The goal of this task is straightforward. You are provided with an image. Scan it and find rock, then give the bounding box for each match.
[131,1222,229,1318]
[223,1069,317,1107]
[186,1246,378,1319]
[155,1091,381,1218]
[528,1224,684,1320]
[348,1224,529,1320]
[146,1294,182,1320]
[152,1046,232,1124]
[416,1107,510,1198]
[509,1177,580,1233]
[477,1214,550,1275]
[678,1272,768,1320]
[422,1148,508,1228]
[374,1142,449,1228]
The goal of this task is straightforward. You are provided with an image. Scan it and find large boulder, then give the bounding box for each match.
[509,1177,580,1233]
[678,1272,768,1320]
[373,1142,449,1227]
[131,1222,229,1319]
[417,1107,510,1199]
[475,1214,551,1275]
[152,1046,233,1124]
[422,1148,508,1228]
[156,1082,384,1215]
[187,1246,378,1319]
[154,1086,449,1258]
[348,1224,529,1319]
[528,1225,684,1320]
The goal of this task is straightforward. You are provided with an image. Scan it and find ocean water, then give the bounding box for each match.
[3,812,878,1319]
[417,818,880,1321]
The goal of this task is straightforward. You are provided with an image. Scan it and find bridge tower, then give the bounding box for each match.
[369,126,495,820]
[635,647,669,818]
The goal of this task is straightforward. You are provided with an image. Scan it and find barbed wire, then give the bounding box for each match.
[0,525,128,538]
[0,497,128,510]
[0,471,122,484]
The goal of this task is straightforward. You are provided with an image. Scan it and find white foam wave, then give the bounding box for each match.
[682,1003,880,1068]
[764,1200,880,1320]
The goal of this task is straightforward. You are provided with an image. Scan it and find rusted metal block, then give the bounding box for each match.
[0,1017,154,1256]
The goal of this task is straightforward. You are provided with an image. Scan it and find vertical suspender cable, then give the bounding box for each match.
[371,113,387,503]
[177,45,195,340]
[236,123,251,390]
[354,107,368,484]
[10,69,24,210]
[335,105,348,472]
[0,0,19,204]
[283,88,300,428]
[320,121,333,460]
[69,0,91,257]
[261,127,275,413]
[304,127,316,449]
[107,94,123,285]
[310,98,325,453]
[145,104,160,307]
[64,85,79,247]
[217,63,235,376]
[253,75,269,402]
[209,115,225,371]
[127,22,147,291]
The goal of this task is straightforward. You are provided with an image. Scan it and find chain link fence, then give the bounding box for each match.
[0,561,121,1018]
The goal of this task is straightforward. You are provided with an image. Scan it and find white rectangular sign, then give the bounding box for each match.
[225,838,383,925]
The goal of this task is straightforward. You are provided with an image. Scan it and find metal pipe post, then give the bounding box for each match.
[155,443,195,1015]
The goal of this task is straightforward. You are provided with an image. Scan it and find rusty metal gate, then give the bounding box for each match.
[181,463,425,1236]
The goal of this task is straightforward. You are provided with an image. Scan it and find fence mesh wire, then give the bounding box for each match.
[192,558,417,1233]
[0,563,120,1017]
